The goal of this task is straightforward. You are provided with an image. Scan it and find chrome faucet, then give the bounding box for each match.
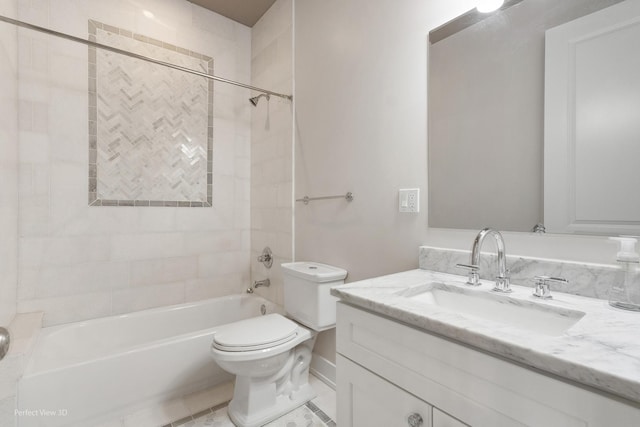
[457,228,511,293]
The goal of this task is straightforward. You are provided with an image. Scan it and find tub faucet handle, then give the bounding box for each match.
[257,247,273,269]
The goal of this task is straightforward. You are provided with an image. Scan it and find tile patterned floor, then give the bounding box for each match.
[94,375,336,427]
[162,375,336,427]
[166,401,335,427]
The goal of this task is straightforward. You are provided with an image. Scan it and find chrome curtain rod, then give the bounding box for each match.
[0,15,293,101]
[296,192,354,205]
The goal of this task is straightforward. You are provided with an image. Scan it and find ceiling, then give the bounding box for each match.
[188,0,278,27]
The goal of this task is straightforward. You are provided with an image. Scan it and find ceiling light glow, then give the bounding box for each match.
[142,10,154,19]
[476,0,504,13]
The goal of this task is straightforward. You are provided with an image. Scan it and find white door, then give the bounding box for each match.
[545,0,640,234]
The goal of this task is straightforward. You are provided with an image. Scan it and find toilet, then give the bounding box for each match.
[210,262,347,427]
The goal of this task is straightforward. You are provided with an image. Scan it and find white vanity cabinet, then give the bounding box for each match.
[338,354,468,427]
[338,355,436,427]
[336,302,640,427]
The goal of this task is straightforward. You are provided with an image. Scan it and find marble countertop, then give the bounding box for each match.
[331,269,640,404]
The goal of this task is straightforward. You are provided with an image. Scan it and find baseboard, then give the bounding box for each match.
[309,353,336,390]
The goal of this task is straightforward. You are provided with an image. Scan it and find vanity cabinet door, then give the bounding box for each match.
[337,355,432,427]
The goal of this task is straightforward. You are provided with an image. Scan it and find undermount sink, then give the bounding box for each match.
[398,283,585,336]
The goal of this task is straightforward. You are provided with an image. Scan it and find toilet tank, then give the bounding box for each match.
[281,262,347,331]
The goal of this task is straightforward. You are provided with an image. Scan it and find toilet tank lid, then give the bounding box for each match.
[281,262,347,282]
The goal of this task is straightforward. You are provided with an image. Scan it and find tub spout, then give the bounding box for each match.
[253,279,270,289]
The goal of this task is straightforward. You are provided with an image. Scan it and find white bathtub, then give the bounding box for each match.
[17,294,279,427]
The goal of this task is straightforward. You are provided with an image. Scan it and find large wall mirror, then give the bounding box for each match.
[428,0,640,235]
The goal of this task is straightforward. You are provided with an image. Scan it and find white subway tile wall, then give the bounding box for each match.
[250,0,294,306]
[0,0,18,328]
[16,0,252,326]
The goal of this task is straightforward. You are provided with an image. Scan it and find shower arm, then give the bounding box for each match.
[0,14,293,102]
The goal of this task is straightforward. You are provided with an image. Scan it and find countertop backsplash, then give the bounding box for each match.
[419,246,626,300]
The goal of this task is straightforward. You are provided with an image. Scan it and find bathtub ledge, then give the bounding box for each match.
[8,312,43,357]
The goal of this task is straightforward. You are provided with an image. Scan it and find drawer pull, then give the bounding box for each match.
[407,413,423,427]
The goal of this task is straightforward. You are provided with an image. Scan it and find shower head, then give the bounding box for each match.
[249,93,270,106]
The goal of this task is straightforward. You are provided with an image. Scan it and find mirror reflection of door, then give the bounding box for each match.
[545,0,640,234]
[427,0,629,234]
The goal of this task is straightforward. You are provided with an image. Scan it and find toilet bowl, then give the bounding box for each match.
[210,262,347,427]
[210,314,316,427]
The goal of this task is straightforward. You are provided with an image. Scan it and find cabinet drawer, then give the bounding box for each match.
[337,354,432,427]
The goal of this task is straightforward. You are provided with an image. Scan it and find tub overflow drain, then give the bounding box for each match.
[261,304,267,315]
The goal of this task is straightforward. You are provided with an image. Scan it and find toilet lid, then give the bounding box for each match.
[212,314,298,352]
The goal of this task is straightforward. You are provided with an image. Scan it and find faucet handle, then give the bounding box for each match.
[257,247,273,269]
[533,276,568,299]
[456,264,481,286]
[493,272,512,293]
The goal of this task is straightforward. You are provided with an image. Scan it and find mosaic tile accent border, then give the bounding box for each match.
[88,20,214,207]
[305,401,337,426]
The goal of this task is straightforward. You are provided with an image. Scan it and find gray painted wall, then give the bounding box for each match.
[294,0,476,363]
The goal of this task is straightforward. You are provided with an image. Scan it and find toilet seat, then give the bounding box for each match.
[212,314,298,352]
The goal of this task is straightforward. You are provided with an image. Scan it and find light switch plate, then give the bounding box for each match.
[399,188,420,213]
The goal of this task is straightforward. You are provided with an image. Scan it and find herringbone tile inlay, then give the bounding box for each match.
[89,21,213,206]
